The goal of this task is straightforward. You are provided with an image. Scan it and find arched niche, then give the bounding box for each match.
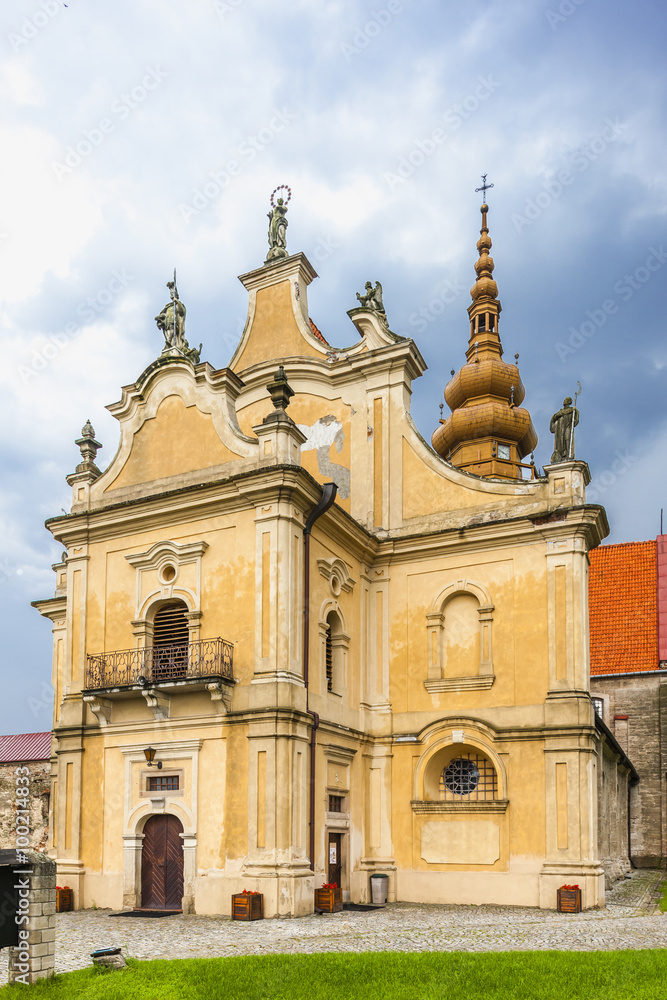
[425,578,495,693]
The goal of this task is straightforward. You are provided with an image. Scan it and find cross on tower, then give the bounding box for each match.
[475,174,494,200]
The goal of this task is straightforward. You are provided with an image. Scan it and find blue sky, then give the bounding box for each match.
[1,0,665,733]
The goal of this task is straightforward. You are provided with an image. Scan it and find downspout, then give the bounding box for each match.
[303,482,337,875]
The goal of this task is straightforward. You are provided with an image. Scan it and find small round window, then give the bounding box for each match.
[443,758,479,796]
[439,752,497,800]
[159,564,177,583]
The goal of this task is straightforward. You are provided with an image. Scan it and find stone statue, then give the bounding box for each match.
[266,197,289,261]
[550,397,579,463]
[155,278,186,350]
[356,281,387,323]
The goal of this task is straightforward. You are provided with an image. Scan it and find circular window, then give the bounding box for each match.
[330,574,341,597]
[160,564,177,583]
[443,757,480,796]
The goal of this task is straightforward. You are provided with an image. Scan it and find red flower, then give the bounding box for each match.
[321,882,338,890]
[240,889,261,895]
[560,884,580,891]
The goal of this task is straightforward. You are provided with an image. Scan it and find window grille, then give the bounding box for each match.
[440,752,497,800]
[328,794,343,812]
[148,775,179,792]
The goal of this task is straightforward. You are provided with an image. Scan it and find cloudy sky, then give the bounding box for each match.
[1,0,665,733]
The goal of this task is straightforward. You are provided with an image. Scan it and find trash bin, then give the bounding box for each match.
[370,873,388,904]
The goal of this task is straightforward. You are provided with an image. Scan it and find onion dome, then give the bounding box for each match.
[431,198,537,478]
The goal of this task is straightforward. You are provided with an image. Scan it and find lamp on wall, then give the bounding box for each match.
[143,747,162,770]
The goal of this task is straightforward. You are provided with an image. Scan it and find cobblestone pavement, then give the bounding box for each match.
[3,869,666,977]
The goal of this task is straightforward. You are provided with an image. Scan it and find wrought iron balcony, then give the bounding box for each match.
[84,637,234,692]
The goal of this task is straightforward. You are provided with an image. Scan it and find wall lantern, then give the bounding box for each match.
[143,747,162,770]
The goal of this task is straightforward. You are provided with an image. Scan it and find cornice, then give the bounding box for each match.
[377,505,608,565]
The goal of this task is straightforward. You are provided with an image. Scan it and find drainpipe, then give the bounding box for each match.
[303,482,337,874]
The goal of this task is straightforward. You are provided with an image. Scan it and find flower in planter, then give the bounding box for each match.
[321,882,338,890]
[240,889,261,895]
[560,884,580,890]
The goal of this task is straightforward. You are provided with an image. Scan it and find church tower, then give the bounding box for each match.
[432,195,537,478]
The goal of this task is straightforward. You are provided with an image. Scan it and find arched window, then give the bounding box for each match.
[152,601,189,680]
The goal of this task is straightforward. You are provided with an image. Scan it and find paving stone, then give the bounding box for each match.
[0,869,665,976]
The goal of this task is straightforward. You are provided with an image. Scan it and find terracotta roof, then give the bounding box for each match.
[309,318,329,345]
[589,540,658,674]
[0,732,51,764]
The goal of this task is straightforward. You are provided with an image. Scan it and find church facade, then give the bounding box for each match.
[34,197,613,916]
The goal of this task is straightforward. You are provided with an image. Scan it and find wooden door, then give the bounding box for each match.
[327,832,342,887]
[141,814,184,910]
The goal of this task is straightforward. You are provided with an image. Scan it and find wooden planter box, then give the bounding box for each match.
[231,893,263,921]
[557,888,581,913]
[314,887,343,913]
[56,887,73,912]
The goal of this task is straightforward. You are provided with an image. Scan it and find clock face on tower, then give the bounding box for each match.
[497,444,510,461]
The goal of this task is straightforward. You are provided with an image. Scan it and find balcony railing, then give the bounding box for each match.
[84,637,234,691]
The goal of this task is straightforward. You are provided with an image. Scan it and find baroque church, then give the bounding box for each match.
[33,191,629,916]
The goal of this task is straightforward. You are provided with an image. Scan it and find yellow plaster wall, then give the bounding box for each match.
[401,437,528,518]
[233,282,323,372]
[107,394,244,492]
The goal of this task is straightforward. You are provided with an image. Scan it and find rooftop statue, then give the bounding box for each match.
[550,395,580,463]
[266,185,291,262]
[356,280,387,324]
[155,275,187,351]
[155,273,202,363]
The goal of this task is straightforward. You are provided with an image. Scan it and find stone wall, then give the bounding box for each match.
[0,762,50,853]
[597,725,632,888]
[591,673,667,866]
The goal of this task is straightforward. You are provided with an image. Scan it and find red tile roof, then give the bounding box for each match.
[0,732,51,764]
[589,540,658,674]
[309,318,329,345]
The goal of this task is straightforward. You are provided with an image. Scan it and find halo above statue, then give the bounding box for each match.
[270,185,291,208]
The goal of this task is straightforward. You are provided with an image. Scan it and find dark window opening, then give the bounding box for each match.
[328,794,344,812]
[152,601,189,679]
[325,624,334,692]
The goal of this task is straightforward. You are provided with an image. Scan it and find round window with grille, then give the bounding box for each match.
[439,752,497,800]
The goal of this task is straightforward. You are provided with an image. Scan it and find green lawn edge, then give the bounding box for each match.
[3,950,667,1000]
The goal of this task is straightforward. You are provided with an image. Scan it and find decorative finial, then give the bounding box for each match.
[266,365,294,412]
[510,385,515,406]
[514,352,519,366]
[450,369,456,378]
[439,401,444,420]
[356,281,388,326]
[74,419,102,473]
[475,174,494,201]
[266,185,291,262]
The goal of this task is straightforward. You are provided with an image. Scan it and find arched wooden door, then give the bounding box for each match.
[140,814,184,910]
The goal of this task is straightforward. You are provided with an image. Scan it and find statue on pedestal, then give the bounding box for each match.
[266,185,291,262]
[155,273,202,364]
[550,396,580,463]
[356,280,387,324]
[155,276,186,351]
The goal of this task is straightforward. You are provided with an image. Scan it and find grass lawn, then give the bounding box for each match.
[660,881,667,912]
[2,950,667,999]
